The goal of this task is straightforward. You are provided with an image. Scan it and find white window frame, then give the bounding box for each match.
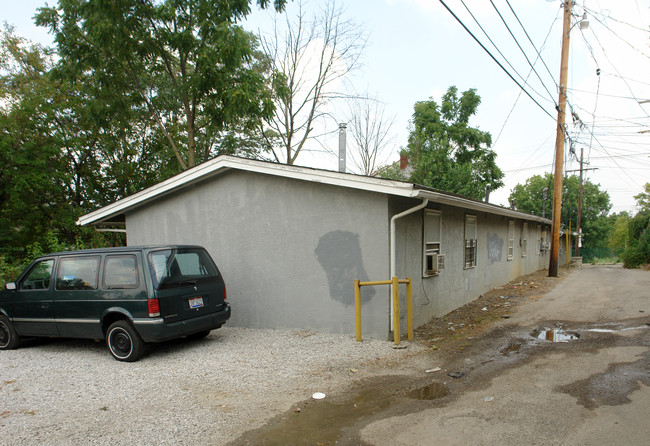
[464,215,477,269]
[521,222,528,258]
[536,224,541,254]
[507,220,515,260]
[423,210,442,277]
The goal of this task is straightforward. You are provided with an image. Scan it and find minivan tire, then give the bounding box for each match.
[106,320,145,362]
[0,315,21,350]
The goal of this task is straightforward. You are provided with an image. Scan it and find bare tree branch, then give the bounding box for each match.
[258,0,367,165]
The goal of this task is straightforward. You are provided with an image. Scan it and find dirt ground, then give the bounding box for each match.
[413,265,572,354]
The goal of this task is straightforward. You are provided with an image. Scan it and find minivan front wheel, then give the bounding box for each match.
[0,315,21,350]
[107,320,144,362]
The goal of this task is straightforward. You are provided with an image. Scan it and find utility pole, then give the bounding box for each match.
[549,0,573,277]
[567,150,598,256]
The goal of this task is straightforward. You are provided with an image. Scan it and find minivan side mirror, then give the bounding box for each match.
[5,282,16,290]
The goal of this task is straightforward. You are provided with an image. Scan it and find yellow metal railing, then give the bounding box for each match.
[354,277,412,345]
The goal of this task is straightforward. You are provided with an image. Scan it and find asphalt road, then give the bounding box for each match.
[360,264,650,445]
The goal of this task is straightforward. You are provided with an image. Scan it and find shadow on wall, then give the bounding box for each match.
[315,231,376,306]
[487,232,504,264]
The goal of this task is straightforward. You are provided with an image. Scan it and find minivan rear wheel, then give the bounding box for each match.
[0,315,21,350]
[107,320,144,362]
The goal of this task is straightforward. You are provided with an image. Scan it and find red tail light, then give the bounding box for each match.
[223,285,227,301]
[148,298,160,317]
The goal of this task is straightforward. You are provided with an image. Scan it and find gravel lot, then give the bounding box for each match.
[0,327,424,445]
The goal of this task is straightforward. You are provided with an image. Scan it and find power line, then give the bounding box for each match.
[459,0,551,103]
[437,0,556,121]
[490,0,558,105]
[493,10,561,146]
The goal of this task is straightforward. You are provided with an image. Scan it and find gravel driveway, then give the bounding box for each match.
[0,327,422,445]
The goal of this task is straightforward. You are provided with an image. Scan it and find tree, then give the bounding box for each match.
[388,87,504,200]
[608,212,630,253]
[508,173,612,249]
[346,96,395,175]
[36,0,287,171]
[257,0,367,165]
[620,183,650,268]
[634,183,650,213]
[0,27,169,261]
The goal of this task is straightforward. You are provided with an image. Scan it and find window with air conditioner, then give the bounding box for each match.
[507,220,515,260]
[423,210,443,277]
[464,215,477,269]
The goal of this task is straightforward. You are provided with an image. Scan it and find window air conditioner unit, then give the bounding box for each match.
[437,254,445,271]
[425,253,445,275]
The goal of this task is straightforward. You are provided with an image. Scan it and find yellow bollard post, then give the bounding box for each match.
[406,278,413,341]
[354,280,362,342]
[392,276,400,345]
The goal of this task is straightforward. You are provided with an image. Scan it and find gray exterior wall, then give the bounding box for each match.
[126,170,393,338]
[123,168,558,340]
[391,198,556,331]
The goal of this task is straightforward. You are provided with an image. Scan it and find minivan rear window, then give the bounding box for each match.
[148,248,219,290]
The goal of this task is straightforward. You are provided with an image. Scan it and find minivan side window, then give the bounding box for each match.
[19,259,54,290]
[56,256,100,291]
[103,255,139,289]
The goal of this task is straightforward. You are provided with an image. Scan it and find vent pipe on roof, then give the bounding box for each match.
[338,123,347,173]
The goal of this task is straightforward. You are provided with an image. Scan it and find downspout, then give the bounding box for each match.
[389,198,429,331]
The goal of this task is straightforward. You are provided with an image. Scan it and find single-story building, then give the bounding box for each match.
[78,155,563,339]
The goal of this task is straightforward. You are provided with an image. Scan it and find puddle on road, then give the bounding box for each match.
[231,377,450,445]
[530,328,580,342]
[407,382,449,400]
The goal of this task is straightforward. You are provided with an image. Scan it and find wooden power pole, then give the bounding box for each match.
[549,0,573,277]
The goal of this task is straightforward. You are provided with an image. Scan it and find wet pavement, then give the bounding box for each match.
[228,266,650,446]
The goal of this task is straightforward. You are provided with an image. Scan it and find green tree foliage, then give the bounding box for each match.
[621,183,650,268]
[508,173,612,249]
[633,183,650,213]
[0,27,128,260]
[608,212,630,252]
[36,0,286,171]
[385,87,503,200]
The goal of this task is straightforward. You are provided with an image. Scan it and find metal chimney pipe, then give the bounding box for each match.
[338,123,347,173]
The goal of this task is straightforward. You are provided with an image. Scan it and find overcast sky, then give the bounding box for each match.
[4,0,650,214]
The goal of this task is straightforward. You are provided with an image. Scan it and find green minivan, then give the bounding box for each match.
[0,245,230,361]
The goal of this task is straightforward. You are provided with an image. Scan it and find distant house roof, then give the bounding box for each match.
[77,155,551,227]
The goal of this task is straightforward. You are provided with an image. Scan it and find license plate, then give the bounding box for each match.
[189,297,204,309]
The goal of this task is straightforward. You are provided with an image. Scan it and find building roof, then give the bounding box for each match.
[77,155,551,227]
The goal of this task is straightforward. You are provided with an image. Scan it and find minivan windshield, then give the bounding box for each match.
[148,248,220,290]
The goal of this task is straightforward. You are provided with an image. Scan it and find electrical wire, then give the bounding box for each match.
[437,0,556,121]
[490,0,558,105]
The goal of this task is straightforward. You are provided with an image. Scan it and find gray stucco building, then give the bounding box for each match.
[79,156,559,339]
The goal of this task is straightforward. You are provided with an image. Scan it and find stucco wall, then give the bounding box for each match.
[391,198,553,331]
[126,171,392,338]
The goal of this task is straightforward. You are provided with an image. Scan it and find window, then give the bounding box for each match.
[521,223,528,258]
[423,210,442,276]
[19,259,54,290]
[541,229,548,251]
[464,215,477,269]
[536,225,541,254]
[103,255,139,289]
[148,248,220,290]
[507,220,515,260]
[56,256,100,290]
